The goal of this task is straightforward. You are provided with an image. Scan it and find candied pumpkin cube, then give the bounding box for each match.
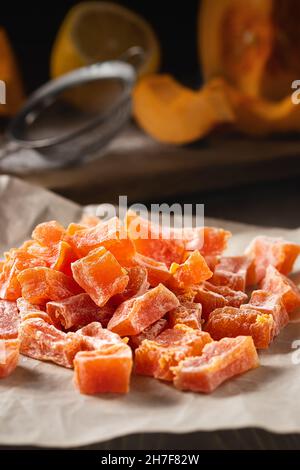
[205,306,275,349]
[193,285,227,320]
[129,318,168,349]
[125,211,185,266]
[133,253,171,287]
[173,336,259,393]
[245,236,300,285]
[51,241,78,277]
[0,338,19,378]
[111,266,149,305]
[19,318,83,368]
[169,250,212,290]
[168,301,202,329]
[108,284,179,336]
[203,282,248,308]
[261,265,300,313]
[32,220,65,245]
[211,256,251,291]
[0,300,19,339]
[46,293,103,330]
[67,217,136,265]
[74,343,132,394]
[194,282,248,322]
[241,289,289,334]
[76,322,123,350]
[71,246,129,307]
[183,226,231,256]
[17,267,81,304]
[17,298,55,325]
[135,325,212,381]
[27,240,78,277]
[0,246,48,300]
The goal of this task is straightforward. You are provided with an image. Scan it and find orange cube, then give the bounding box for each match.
[0,245,48,300]
[261,265,300,313]
[76,322,123,350]
[183,226,231,256]
[0,300,19,339]
[65,223,87,237]
[32,220,65,245]
[193,285,227,320]
[173,336,259,393]
[129,318,168,349]
[0,338,19,378]
[19,318,83,368]
[67,217,136,265]
[168,301,202,329]
[17,298,54,325]
[241,289,289,334]
[27,240,78,277]
[111,266,149,305]
[125,211,185,266]
[126,212,231,263]
[135,325,212,381]
[205,306,275,349]
[211,256,251,291]
[17,267,81,304]
[51,241,78,277]
[71,246,129,307]
[194,281,248,321]
[133,253,171,287]
[169,250,212,289]
[108,284,179,336]
[74,343,132,394]
[46,293,103,330]
[245,236,300,285]
[203,282,248,307]
[66,217,120,256]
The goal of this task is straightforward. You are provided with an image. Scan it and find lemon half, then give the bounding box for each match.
[50,1,160,79]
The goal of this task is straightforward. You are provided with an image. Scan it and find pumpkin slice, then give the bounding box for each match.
[199,0,273,98]
[200,0,300,102]
[133,74,234,144]
[206,78,300,136]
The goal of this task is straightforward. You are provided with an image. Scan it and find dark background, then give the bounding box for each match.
[1,0,201,92]
[1,0,300,228]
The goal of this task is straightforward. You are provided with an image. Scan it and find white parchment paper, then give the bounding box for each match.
[1,175,300,448]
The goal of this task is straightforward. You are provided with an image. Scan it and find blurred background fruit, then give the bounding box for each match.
[199,0,300,101]
[133,75,234,144]
[0,28,24,116]
[50,2,160,79]
[1,1,300,207]
[134,0,300,143]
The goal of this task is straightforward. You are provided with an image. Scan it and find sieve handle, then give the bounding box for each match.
[117,46,145,72]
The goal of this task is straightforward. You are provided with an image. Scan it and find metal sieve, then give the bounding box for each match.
[0,47,142,167]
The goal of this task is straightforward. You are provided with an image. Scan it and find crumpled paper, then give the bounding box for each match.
[1,175,300,448]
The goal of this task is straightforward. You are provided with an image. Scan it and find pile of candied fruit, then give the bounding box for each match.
[0,211,300,395]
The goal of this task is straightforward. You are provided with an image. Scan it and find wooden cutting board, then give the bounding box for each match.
[6,124,300,203]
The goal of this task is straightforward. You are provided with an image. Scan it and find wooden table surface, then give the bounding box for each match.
[147,175,300,230]
[8,124,299,213]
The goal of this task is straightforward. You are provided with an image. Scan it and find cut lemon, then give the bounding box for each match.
[50,1,160,79]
